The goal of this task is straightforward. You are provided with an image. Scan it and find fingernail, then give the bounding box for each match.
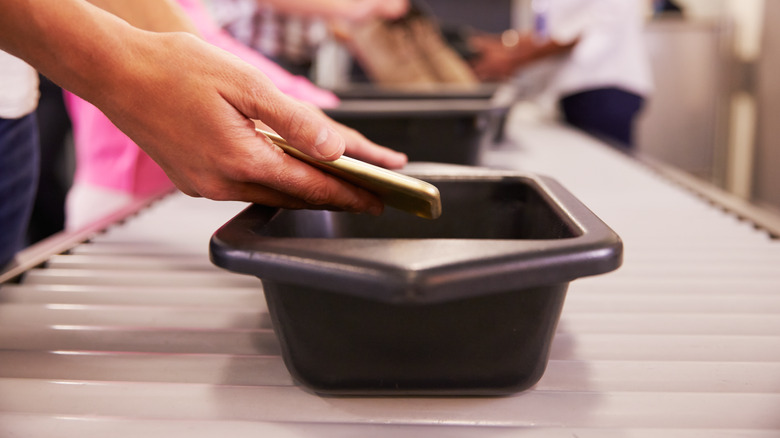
[314,126,345,159]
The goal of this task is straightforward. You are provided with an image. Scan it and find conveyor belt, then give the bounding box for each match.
[1,111,779,437]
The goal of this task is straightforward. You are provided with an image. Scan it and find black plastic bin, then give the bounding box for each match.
[329,83,500,101]
[324,96,510,165]
[210,171,622,396]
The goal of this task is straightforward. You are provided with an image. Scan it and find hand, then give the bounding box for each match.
[469,34,521,82]
[469,32,542,82]
[469,31,578,82]
[94,30,390,214]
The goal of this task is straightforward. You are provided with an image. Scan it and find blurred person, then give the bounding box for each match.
[27,74,73,244]
[652,0,683,16]
[0,0,406,270]
[469,0,653,149]
[206,0,408,76]
[0,49,39,269]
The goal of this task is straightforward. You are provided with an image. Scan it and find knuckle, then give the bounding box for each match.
[281,104,313,145]
[300,179,335,206]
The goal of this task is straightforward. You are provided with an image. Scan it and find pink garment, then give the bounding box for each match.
[63,96,175,196]
[178,0,339,108]
[65,0,339,196]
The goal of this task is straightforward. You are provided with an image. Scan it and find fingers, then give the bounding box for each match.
[220,70,346,162]
[249,102,407,169]
[171,123,384,214]
[206,178,375,214]
[238,132,385,214]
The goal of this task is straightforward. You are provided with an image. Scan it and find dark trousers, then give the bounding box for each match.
[0,113,40,269]
[559,87,645,150]
[28,75,72,244]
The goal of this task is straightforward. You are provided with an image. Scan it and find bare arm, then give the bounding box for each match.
[0,0,393,214]
[257,0,408,22]
[469,31,576,82]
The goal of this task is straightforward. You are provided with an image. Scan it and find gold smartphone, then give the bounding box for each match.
[257,129,442,219]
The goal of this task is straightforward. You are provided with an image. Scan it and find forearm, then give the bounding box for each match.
[507,34,577,70]
[257,0,406,21]
[526,39,577,62]
[0,0,204,109]
[0,0,134,102]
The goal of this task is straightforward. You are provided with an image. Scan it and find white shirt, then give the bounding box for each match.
[0,50,39,119]
[539,0,653,98]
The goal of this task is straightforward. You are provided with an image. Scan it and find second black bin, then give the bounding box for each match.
[210,170,622,396]
[324,94,510,165]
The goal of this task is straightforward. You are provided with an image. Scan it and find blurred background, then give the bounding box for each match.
[307,0,779,216]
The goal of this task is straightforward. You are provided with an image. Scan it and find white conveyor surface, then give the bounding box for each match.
[1,109,779,437]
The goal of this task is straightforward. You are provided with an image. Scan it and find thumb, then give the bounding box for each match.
[223,67,346,161]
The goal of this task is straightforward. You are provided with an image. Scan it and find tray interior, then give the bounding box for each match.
[259,179,579,240]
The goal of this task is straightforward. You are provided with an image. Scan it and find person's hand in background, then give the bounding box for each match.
[256,0,409,22]
[469,34,522,81]
[469,31,576,82]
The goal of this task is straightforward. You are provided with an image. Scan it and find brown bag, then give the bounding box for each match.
[338,13,479,89]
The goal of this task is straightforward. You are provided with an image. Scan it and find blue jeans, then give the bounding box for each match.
[0,113,40,269]
[559,87,645,150]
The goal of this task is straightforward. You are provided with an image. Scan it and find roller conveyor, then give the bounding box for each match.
[1,110,779,437]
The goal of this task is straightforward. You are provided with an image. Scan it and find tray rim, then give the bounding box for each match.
[209,171,622,304]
